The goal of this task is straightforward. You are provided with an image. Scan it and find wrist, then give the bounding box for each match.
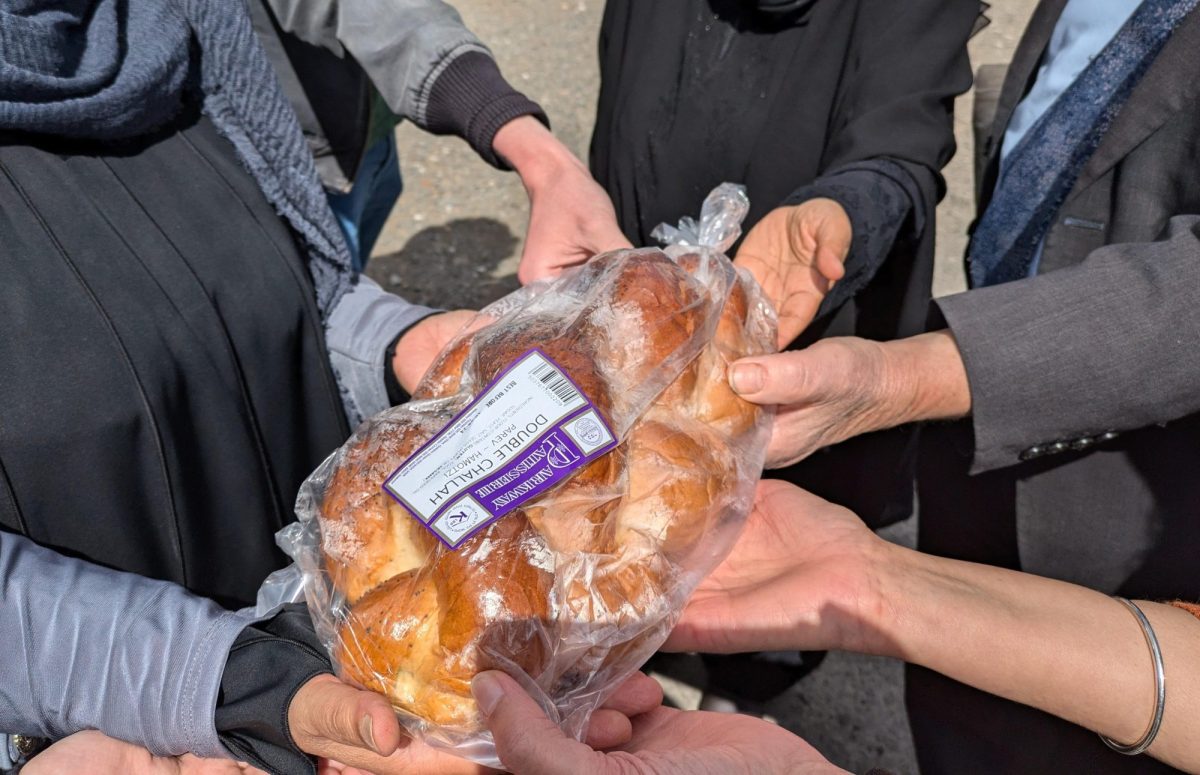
[836,538,916,658]
[878,330,971,426]
[388,312,442,397]
[391,329,424,394]
[493,116,583,192]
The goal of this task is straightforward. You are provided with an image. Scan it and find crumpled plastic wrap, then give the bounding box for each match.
[270,183,775,765]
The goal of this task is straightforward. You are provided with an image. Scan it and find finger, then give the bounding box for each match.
[583,709,633,749]
[597,671,663,717]
[472,671,608,775]
[814,242,847,283]
[728,350,821,404]
[289,675,403,758]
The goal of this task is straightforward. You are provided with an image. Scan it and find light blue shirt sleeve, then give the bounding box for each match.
[0,532,261,758]
[325,274,440,426]
[997,0,1142,276]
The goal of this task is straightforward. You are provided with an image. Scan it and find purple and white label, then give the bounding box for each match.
[383,350,617,548]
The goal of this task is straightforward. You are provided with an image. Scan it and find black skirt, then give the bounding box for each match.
[0,110,349,608]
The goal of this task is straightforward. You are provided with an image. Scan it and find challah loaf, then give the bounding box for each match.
[306,246,774,750]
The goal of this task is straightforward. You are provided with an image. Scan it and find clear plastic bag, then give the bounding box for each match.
[274,184,775,765]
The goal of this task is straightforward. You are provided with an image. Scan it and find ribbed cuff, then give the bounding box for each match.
[424,51,549,169]
[383,313,440,406]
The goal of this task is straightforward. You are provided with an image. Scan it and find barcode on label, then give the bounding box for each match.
[531,359,581,405]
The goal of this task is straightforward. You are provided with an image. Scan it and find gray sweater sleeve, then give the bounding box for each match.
[264,0,546,167]
[936,215,1200,474]
[0,532,258,758]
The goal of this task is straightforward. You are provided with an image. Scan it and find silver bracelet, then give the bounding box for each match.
[1100,597,1166,756]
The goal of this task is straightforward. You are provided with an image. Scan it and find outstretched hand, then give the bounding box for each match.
[493,116,631,284]
[735,198,850,349]
[289,670,664,775]
[518,154,632,283]
[476,670,841,775]
[727,331,971,468]
[665,480,891,658]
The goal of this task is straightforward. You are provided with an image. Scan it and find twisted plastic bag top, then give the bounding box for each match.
[267,185,775,766]
[649,182,750,253]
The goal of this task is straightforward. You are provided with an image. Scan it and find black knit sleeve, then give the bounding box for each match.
[424,51,550,170]
[215,605,333,775]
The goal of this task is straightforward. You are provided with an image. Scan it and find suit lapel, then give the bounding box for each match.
[977,0,1069,207]
[1069,9,1200,197]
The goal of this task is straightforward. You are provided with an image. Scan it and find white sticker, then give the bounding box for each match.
[383,349,617,548]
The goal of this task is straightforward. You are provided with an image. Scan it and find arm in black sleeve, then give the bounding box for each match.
[784,0,977,313]
[215,605,333,775]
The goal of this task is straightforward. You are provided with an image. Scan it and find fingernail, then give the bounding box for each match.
[730,363,765,395]
[471,672,505,717]
[359,714,380,755]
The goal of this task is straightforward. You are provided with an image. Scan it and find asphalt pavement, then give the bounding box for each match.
[367,3,1038,771]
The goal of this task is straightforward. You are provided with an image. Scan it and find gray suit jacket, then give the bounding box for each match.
[928,2,1200,594]
[907,7,1200,773]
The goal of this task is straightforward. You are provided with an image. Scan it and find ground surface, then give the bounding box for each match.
[367,3,1038,771]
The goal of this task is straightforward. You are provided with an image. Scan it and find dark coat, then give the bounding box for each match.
[912,4,1200,772]
[0,115,349,609]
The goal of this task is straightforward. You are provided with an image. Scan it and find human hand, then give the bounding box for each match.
[391,310,479,394]
[22,730,267,775]
[664,480,894,657]
[474,670,842,775]
[287,673,485,775]
[289,670,662,775]
[493,116,632,284]
[735,198,851,349]
[728,330,971,468]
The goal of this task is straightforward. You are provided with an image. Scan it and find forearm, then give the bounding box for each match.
[0,533,255,757]
[877,545,1200,769]
[873,329,972,427]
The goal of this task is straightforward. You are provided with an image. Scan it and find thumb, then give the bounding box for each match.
[473,672,609,775]
[729,350,824,405]
[814,241,847,284]
[288,675,402,758]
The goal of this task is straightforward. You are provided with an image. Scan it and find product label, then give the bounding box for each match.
[383,349,617,548]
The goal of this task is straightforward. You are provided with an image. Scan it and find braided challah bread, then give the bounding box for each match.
[295,246,774,757]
